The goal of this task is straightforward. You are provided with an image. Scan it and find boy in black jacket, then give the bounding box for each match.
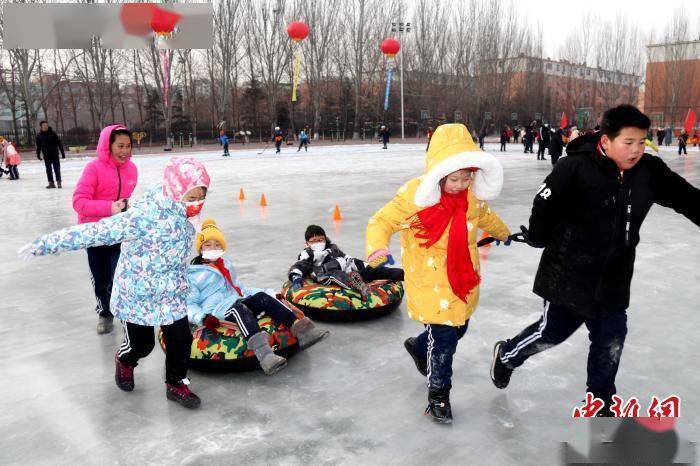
[490,105,700,415]
[288,225,403,299]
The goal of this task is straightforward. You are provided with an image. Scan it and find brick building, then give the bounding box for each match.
[504,55,640,128]
[644,39,700,132]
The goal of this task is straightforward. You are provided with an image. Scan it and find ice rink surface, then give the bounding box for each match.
[1,142,698,465]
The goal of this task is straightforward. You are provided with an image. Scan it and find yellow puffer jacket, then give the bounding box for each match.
[366,124,510,326]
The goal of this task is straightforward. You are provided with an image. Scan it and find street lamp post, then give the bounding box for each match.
[391,21,411,140]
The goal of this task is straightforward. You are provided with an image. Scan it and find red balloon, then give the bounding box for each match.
[287,22,309,42]
[380,38,401,57]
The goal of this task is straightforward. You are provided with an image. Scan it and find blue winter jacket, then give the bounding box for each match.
[186,258,265,325]
[31,184,195,326]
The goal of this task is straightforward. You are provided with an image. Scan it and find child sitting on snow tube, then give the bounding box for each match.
[287,224,404,299]
[187,219,330,375]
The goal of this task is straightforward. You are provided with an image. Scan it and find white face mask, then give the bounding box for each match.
[202,249,225,261]
[310,242,326,252]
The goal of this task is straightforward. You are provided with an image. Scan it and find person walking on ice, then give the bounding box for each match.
[36,120,66,189]
[19,157,212,410]
[297,127,310,152]
[219,130,230,157]
[490,105,700,416]
[366,123,515,424]
[72,125,138,334]
[273,126,284,154]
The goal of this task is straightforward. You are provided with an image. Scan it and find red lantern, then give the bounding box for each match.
[150,7,182,36]
[120,3,157,36]
[380,38,401,58]
[287,22,309,42]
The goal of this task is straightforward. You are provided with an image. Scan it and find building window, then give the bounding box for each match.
[586,69,590,76]
[546,63,552,70]
[556,64,560,71]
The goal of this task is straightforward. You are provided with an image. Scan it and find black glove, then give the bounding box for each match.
[61,153,65,159]
[37,154,42,161]
[510,225,542,248]
[290,275,304,292]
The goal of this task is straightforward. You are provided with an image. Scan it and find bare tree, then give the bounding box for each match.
[244,0,292,132]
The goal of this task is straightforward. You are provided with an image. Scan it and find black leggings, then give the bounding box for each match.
[224,292,298,338]
[118,317,192,384]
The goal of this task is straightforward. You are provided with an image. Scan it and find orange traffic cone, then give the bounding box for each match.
[333,204,342,221]
[238,188,246,201]
[260,193,268,207]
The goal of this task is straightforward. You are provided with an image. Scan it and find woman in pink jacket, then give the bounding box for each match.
[73,125,138,334]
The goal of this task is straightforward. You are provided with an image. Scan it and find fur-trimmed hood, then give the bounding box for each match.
[414,123,503,207]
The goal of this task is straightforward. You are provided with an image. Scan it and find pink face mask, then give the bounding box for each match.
[184,200,204,218]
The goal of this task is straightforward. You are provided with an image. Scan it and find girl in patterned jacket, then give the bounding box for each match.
[18,157,210,410]
[187,219,329,375]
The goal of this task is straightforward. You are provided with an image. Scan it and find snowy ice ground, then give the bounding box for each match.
[1,142,698,465]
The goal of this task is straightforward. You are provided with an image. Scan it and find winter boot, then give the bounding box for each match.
[248,331,287,375]
[404,337,428,376]
[348,271,371,301]
[291,317,330,350]
[490,340,513,389]
[114,353,135,392]
[96,315,114,334]
[46,182,56,189]
[166,379,201,409]
[57,181,62,188]
[425,388,452,424]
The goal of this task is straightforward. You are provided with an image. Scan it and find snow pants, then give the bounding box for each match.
[223,291,298,338]
[118,317,192,384]
[413,321,469,391]
[87,244,121,317]
[499,301,628,403]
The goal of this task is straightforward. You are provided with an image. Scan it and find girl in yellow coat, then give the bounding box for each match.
[366,124,513,423]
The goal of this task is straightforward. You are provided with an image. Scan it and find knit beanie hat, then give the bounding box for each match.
[195,218,227,253]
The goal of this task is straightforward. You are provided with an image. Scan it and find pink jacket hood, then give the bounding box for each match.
[97,124,132,167]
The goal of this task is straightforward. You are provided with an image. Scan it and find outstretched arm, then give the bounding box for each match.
[23,211,141,257]
[651,157,700,226]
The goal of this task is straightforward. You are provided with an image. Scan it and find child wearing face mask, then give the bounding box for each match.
[366,124,514,424]
[287,225,404,299]
[18,156,211,409]
[187,219,329,375]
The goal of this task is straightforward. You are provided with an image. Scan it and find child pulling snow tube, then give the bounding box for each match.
[158,300,305,373]
[281,279,404,322]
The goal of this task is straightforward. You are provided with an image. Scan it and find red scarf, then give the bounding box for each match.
[409,189,480,301]
[208,258,243,297]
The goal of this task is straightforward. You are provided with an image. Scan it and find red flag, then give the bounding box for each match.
[684,109,697,134]
[560,112,568,129]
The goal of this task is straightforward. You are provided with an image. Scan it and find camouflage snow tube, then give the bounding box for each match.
[281,279,404,322]
[158,300,304,373]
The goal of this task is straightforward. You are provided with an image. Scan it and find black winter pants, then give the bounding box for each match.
[499,301,628,403]
[358,263,404,282]
[413,321,469,391]
[118,317,192,384]
[223,292,298,338]
[44,158,61,183]
[87,244,121,317]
